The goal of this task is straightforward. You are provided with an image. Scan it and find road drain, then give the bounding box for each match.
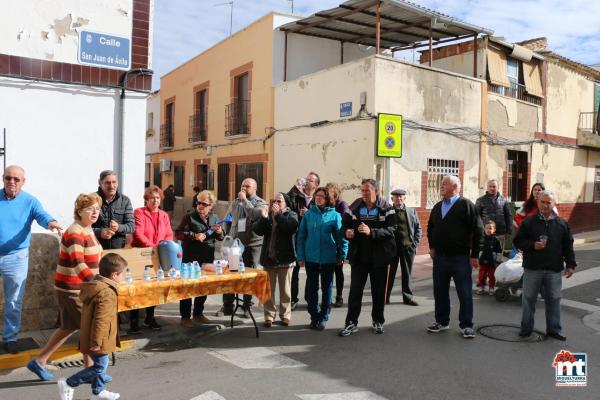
[477,324,545,342]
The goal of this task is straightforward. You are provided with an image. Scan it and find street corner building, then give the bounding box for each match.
[0,0,153,332]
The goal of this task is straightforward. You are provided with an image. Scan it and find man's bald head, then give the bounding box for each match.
[3,165,26,198]
[241,178,257,197]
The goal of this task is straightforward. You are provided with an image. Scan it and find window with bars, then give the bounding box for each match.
[594,167,600,203]
[427,159,459,209]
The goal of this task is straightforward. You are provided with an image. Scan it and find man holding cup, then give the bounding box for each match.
[514,190,576,341]
[93,170,134,250]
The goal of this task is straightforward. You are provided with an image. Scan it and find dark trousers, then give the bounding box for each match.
[180,296,208,319]
[223,245,261,310]
[129,306,154,324]
[291,264,300,303]
[345,262,388,325]
[334,263,344,298]
[304,262,335,322]
[432,255,473,329]
[387,247,415,303]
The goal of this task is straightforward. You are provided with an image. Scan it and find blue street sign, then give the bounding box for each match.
[78,30,131,70]
[340,101,352,117]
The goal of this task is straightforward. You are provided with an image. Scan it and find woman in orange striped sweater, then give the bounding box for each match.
[27,193,103,381]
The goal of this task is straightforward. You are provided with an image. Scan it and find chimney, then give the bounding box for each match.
[517,37,548,52]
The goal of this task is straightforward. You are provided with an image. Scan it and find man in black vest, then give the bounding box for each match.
[475,179,512,248]
[387,188,421,306]
[427,175,482,339]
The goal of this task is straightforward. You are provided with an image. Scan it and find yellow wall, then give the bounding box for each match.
[151,13,277,212]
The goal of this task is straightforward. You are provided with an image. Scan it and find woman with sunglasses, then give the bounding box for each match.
[175,190,224,327]
[253,192,298,327]
[130,185,174,333]
[296,187,347,330]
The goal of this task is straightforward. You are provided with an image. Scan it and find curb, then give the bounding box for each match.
[574,235,600,246]
[0,339,135,371]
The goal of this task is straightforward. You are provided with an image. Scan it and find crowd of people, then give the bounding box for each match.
[0,165,578,399]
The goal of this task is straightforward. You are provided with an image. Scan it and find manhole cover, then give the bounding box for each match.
[477,324,545,342]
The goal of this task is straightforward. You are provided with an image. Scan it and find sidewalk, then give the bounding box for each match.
[2,228,599,372]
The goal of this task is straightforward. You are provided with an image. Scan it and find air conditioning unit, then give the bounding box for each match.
[159,159,172,173]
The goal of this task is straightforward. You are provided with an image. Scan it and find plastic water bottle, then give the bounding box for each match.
[124,267,133,284]
[143,265,152,281]
[168,266,177,280]
[215,260,223,276]
[181,263,189,280]
[192,261,201,279]
[157,266,165,281]
[238,259,245,274]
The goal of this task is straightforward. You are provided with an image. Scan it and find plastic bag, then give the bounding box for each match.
[494,253,523,283]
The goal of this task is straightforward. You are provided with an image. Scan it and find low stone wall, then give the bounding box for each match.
[0,233,60,333]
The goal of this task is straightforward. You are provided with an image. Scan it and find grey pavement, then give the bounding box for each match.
[1,240,599,400]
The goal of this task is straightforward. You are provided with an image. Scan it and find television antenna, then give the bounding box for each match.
[214,1,234,36]
[288,0,294,13]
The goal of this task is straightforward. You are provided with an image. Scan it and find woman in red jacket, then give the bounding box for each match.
[129,185,174,334]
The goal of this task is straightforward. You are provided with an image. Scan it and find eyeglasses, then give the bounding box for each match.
[81,206,100,213]
[272,200,283,204]
[3,176,21,182]
[197,201,211,207]
[314,194,326,199]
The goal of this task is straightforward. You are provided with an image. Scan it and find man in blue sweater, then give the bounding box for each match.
[0,165,62,353]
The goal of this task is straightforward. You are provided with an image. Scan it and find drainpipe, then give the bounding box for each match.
[118,68,153,193]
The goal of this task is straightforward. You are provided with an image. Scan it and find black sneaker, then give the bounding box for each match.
[3,341,19,354]
[372,322,384,334]
[144,319,162,331]
[309,320,319,330]
[333,297,344,308]
[215,306,234,317]
[316,321,326,331]
[127,322,142,335]
[291,301,299,311]
[427,322,449,333]
[339,322,358,337]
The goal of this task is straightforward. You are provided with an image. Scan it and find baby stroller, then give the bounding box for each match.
[494,253,524,302]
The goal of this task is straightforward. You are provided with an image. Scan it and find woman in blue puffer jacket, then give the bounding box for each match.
[296,187,348,330]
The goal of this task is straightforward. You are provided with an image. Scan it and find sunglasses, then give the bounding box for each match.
[3,176,21,182]
[197,201,211,207]
[272,199,283,204]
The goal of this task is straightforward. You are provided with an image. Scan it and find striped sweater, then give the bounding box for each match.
[54,222,103,292]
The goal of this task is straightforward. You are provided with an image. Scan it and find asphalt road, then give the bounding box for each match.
[2,244,599,400]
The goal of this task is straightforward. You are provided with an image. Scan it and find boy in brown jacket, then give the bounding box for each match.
[57,253,125,400]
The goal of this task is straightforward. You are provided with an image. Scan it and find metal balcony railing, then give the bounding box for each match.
[579,112,599,135]
[225,99,250,137]
[160,122,174,148]
[488,82,542,106]
[188,112,207,143]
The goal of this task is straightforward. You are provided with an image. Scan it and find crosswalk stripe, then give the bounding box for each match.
[562,266,600,290]
[297,391,389,400]
[208,346,307,369]
[190,391,227,400]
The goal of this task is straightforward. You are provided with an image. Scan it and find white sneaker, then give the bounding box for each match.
[57,378,74,400]
[91,390,121,400]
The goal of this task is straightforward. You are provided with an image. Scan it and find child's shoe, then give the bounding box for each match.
[488,287,495,296]
[476,287,485,295]
[91,389,121,399]
[57,378,74,400]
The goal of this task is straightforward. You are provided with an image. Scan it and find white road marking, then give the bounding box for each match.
[208,346,307,369]
[190,391,227,400]
[562,267,600,290]
[561,299,600,312]
[297,391,388,400]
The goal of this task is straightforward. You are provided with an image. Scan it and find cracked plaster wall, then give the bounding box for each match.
[0,0,132,65]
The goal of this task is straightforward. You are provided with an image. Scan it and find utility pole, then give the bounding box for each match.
[288,0,294,13]
[214,1,234,36]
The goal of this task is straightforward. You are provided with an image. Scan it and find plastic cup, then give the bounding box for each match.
[539,235,548,245]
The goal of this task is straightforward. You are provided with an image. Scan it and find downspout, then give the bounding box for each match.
[118,68,153,193]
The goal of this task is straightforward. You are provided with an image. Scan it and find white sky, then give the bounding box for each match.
[151,0,600,89]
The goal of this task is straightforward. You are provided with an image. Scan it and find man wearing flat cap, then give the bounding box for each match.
[387,188,421,305]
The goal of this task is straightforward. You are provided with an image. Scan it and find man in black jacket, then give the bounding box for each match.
[514,190,576,341]
[93,170,135,251]
[339,179,396,336]
[427,175,482,339]
[287,172,319,310]
[475,179,512,247]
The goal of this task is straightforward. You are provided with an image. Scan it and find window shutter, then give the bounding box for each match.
[487,48,511,87]
[522,62,544,98]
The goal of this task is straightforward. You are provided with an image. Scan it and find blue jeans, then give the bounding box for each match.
[432,255,473,329]
[304,262,334,322]
[66,354,109,395]
[521,269,562,334]
[0,249,29,342]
